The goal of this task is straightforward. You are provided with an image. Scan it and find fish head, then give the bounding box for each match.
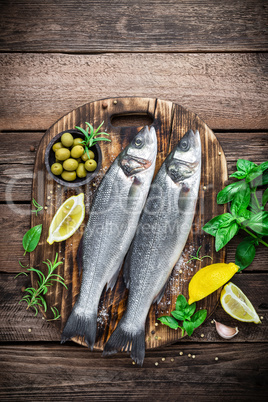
[166,129,201,184]
[119,126,157,177]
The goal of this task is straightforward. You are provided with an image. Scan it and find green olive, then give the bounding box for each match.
[77,163,87,178]
[52,142,63,152]
[81,149,95,162]
[75,157,82,163]
[73,137,84,147]
[51,163,63,176]
[61,132,74,147]
[61,170,77,182]
[85,159,98,172]
[55,148,71,161]
[63,158,79,171]
[71,145,84,159]
[55,158,63,163]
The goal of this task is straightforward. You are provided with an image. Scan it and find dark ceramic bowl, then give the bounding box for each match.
[45,129,102,188]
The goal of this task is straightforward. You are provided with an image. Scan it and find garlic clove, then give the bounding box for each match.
[214,320,239,339]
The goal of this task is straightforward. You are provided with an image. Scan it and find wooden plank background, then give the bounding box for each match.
[0,0,267,400]
[0,0,267,52]
[0,54,267,130]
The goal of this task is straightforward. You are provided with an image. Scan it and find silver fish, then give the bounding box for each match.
[103,129,201,365]
[61,126,157,348]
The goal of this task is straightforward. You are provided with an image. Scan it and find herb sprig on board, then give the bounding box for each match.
[16,253,67,320]
[203,159,268,270]
[75,121,111,160]
[186,245,213,264]
[158,295,207,336]
[31,198,43,216]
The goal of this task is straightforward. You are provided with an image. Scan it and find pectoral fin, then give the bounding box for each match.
[127,177,141,209]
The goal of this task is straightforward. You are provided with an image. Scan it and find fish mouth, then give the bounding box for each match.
[167,159,200,183]
[173,159,199,170]
[120,155,152,176]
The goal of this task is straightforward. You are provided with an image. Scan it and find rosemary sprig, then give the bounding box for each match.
[186,246,213,264]
[16,253,67,320]
[47,306,61,321]
[18,260,29,270]
[31,198,43,216]
[75,121,111,160]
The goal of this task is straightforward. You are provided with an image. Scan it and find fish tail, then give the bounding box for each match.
[61,308,97,350]
[103,322,145,366]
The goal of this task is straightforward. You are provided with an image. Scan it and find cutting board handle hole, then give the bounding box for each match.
[110,113,154,128]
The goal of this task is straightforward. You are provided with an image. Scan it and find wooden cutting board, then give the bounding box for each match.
[30,97,227,350]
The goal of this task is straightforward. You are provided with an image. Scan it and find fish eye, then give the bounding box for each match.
[135,138,143,148]
[180,140,189,151]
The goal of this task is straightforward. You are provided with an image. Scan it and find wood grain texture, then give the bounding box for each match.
[1,273,267,343]
[30,97,227,350]
[0,132,42,202]
[0,0,267,53]
[0,204,30,270]
[0,343,267,400]
[0,53,267,131]
[1,131,267,202]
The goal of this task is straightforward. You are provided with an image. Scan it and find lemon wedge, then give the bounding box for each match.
[47,193,85,245]
[188,262,239,305]
[221,282,261,323]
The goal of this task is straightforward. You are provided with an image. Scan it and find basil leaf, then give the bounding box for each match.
[244,211,268,236]
[158,316,179,329]
[237,159,256,174]
[239,209,252,223]
[235,237,256,271]
[217,181,247,204]
[183,302,196,319]
[183,320,195,336]
[229,171,247,180]
[202,213,234,236]
[215,221,239,251]
[246,162,268,183]
[262,188,268,207]
[22,224,42,255]
[230,184,250,217]
[191,310,208,329]
[251,169,268,187]
[175,294,188,311]
[171,310,185,321]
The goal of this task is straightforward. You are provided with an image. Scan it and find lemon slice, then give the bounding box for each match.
[47,193,85,244]
[221,282,261,323]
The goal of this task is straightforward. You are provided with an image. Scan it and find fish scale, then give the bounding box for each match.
[103,129,201,365]
[61,126,157,349]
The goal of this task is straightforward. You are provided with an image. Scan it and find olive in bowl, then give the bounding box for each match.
[45,129,102,188]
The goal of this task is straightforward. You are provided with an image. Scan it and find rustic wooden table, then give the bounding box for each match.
[0,1,267,400]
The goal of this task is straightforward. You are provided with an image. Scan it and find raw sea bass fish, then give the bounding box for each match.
[103,129,201,365]
[61,126,157,348]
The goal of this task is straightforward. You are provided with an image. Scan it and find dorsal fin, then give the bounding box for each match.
[106,261,123,291]
[152,280,169,304]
